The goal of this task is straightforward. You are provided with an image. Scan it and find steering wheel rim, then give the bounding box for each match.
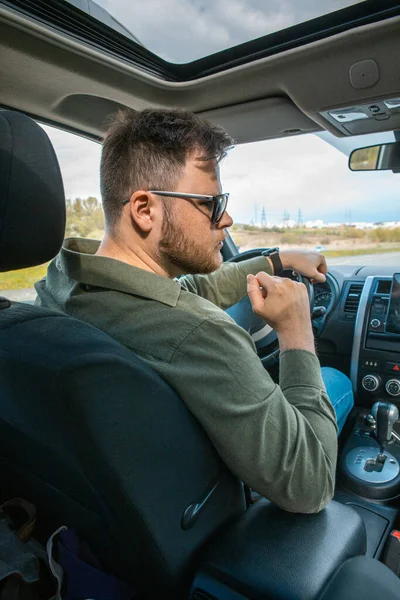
[226,249,315,369]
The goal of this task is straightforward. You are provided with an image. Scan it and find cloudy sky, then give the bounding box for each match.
[42,124,399,226]
[94,0,365,63]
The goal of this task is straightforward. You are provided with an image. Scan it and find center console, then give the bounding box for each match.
[339,407,400,500]
[341,276,400,499]
[351,274,400,404]
[190,498,367,600]
[338,276,400,569]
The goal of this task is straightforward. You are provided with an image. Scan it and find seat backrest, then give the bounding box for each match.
[0,111,245,598]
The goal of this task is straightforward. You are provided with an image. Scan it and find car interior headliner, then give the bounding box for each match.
[0,4,399,144]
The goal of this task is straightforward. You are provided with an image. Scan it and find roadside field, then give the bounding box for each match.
[0,263,48,290]
[229,225,400,254]
[2,227,400,294]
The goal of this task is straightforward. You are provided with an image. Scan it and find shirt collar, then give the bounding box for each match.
[59,238,181,308]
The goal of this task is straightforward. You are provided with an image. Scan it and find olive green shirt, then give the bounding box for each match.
[35,238,337,513]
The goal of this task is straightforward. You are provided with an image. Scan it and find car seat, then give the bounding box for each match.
[0,110,245,599]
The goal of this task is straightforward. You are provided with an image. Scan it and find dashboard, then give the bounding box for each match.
[313,276,337,331]
[315,286,333,310]
[310,265,400,408]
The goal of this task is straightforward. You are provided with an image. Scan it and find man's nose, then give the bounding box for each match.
[219,210,233,229]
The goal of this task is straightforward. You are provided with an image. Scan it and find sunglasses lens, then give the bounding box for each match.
[214,194,228,223]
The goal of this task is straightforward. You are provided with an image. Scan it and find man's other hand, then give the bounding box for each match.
[247,272,315,353]
[279,249,327,283]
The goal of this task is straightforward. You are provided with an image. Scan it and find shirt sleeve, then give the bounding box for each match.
[164,313,338,514]
[179,256,272,309]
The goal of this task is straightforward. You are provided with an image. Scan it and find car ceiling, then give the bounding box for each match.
[0,2,400,143]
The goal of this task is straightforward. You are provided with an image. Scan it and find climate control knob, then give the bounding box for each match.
[362,374,380,392]
[386,379,400,397]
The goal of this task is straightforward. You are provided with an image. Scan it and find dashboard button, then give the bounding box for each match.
[386,379,400,397]
[385,361,400,374]
[364,359,379,367]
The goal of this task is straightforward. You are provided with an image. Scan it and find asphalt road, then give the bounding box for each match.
[328,251,400,266]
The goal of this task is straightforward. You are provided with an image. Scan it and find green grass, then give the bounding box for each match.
[0,263,48,290]
[324,246,400,258]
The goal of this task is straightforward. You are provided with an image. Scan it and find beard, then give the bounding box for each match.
[158,202,222,275]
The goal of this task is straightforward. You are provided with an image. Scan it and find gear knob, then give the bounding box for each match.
[371,401,399,453]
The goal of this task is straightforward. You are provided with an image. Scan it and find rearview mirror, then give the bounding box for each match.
[349,141,400,172]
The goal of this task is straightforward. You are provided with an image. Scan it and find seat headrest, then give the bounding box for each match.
[0,111,66,272]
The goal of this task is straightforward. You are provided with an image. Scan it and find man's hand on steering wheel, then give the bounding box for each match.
[225,247,325,365]
[274,249,327,284]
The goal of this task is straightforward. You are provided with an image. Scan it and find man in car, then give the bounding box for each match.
[35,108,353,514]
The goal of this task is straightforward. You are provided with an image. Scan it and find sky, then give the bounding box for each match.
[42,124,400,226]
[93,0,365,63]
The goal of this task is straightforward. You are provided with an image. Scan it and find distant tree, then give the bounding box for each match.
[74,198,83,216]
[65,196,105,238]
[82,196,99,213]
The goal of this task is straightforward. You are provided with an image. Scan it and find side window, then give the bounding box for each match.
[0,124,102,302]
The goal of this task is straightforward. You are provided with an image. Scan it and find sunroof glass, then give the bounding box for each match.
[66,0,368,64]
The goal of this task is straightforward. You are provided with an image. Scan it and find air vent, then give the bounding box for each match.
[344,283,364,314]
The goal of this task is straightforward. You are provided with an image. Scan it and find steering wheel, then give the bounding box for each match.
[225,249,315,369]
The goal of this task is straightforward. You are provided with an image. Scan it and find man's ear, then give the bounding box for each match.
[128,190,155,233]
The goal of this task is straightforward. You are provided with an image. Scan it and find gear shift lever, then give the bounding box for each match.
[371,401,399,462]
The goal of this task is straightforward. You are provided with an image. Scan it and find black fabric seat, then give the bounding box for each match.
[0,110,245,598]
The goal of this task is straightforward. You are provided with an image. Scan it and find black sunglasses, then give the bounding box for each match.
[122,191,229,224]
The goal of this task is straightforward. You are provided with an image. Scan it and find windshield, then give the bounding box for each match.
[221,130,399,267]
[65,0,367,63]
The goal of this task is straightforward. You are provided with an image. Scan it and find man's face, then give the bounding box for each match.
[157,154,233,275]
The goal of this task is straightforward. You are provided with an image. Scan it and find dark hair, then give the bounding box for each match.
[100,108,234,231]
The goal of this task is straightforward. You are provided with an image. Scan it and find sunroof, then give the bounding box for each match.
[67,0,367,63]
[7,0,398,80]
